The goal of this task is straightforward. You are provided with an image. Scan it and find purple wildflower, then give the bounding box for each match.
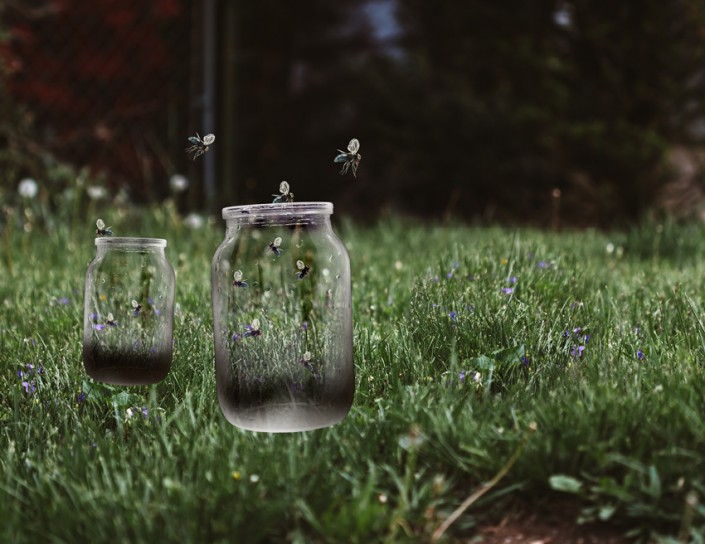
[571,345,585,358]
[21,381,36,395]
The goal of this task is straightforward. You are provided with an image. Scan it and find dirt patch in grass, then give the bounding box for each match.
[467,501,634,544]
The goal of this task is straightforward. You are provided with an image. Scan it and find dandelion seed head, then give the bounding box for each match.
[169,174,189,193]
[86,185,107,200]
[18,178,38,199]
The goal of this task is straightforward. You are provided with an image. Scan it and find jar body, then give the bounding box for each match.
[211,203,354,432]
[83,238,175,385]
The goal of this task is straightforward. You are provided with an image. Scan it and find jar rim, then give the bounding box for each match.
[222,201,333,219]
[95,237,167,247]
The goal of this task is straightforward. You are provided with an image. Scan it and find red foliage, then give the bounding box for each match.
[2,0,189,195]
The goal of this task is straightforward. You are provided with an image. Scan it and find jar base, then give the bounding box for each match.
[84,365,170,386]
[219,401,350,433]
[83,348,172,386]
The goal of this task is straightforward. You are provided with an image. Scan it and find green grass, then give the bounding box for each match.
[2,209,705,543]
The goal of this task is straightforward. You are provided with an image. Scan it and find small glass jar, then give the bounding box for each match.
[83,237,175,385]
[211,202,354,432]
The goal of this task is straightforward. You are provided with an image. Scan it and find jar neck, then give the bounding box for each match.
[95,237,167,255]
[222,202,334,231]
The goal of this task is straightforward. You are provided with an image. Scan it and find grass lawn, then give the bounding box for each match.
[2,208,705,543]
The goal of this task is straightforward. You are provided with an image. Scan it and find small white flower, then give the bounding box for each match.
[169,174,189,193]
[183,213,204,229]
[18,178,38,199]
[86,185,107,200]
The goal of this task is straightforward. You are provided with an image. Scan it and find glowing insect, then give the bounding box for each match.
[95,312,118,330]
[244,318,262,338]
[334,138,362,177]
[95,218,113,237]
[272,181,295,204]
[186,132,216,160]
[296,260,310,279]
[268,236,283,257]
[300,351,314,370]
[131,300,142,317]
[232,270,248,288]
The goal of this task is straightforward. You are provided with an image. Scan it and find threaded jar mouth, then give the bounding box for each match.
[222,202,333,220]
[95,237,167,248]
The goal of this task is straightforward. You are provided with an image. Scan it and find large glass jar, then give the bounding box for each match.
[211,202,354,432]
[83,237,175,385]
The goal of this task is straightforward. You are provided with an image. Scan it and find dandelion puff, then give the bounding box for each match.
[18,178,38,199]
[169,174,189,193]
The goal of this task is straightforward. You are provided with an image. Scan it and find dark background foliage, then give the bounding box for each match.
[1,0,705,226]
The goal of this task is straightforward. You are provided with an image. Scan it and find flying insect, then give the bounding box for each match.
[296,260,310,279]
[334,138,362,177]
[95,218,113,237]
[186,132,215,160]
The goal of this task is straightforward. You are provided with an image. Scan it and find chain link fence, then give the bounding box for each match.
[1,0,204,204]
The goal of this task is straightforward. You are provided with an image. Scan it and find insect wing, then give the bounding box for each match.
[347,138,360,154]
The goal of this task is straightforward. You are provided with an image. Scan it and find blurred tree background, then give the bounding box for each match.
[1,0,705,226]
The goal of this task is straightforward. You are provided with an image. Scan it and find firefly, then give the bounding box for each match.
[232,270,248,288]
[300,351,314,371]
[95,218,113,237]
[186,132,216,160]
[95,312,118,330]
[268,236,283,257]
[244,318,262,338]
[296,259,310,279]
[334,138,362,177]
[272,181,295,204]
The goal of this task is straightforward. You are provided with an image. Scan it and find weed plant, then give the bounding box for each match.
[2,210,705,542]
